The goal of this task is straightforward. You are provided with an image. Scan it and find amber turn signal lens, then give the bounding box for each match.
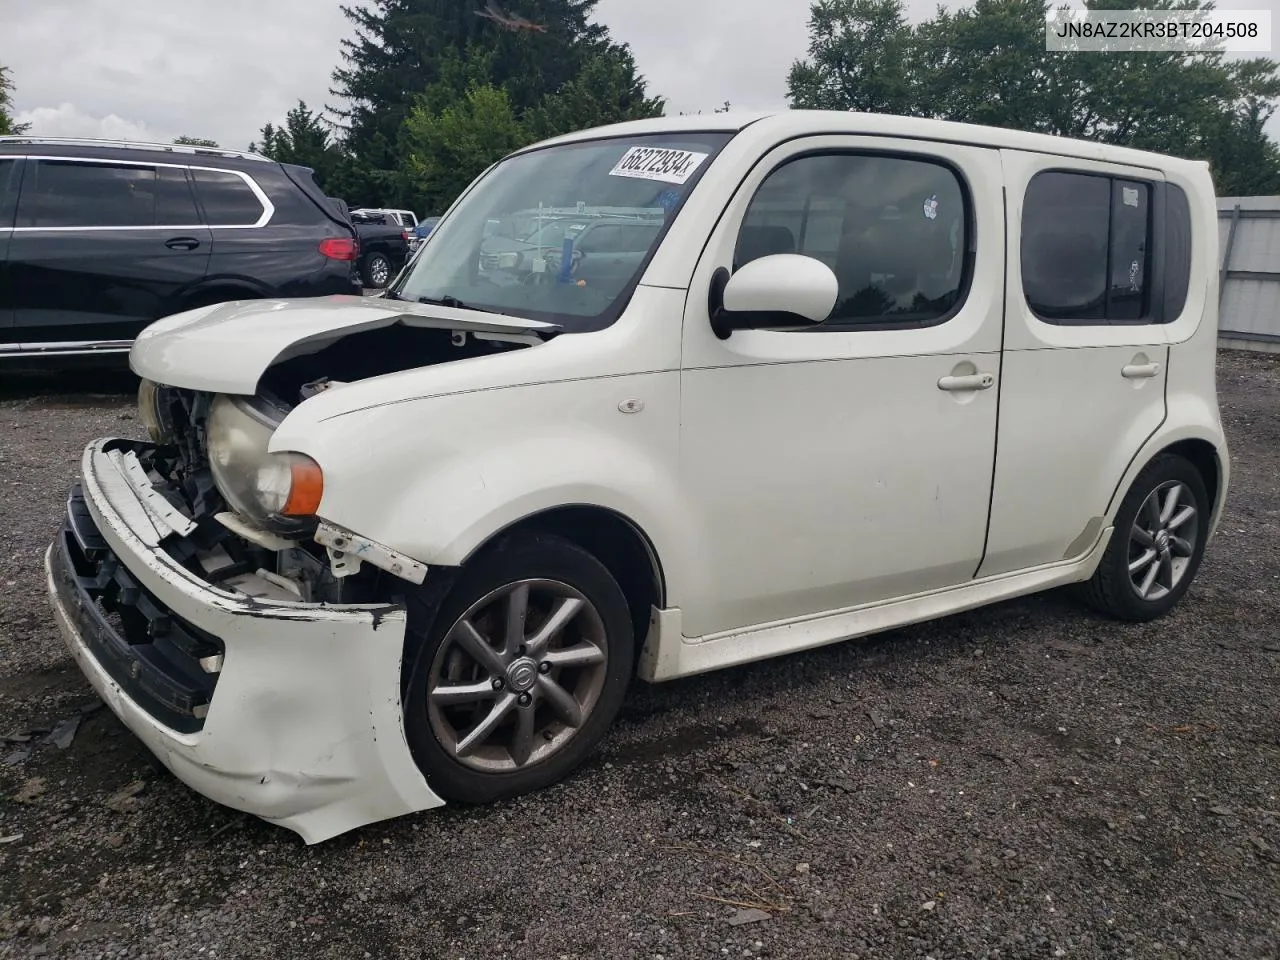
[281,456,325,516]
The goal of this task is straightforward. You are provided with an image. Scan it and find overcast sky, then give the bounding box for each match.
[4,0,1277,150]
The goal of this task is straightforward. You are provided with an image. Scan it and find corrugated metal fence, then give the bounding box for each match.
[1218,195,1280,352]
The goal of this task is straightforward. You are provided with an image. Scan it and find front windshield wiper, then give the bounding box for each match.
[419,295,477,311]
[417,295,511,317]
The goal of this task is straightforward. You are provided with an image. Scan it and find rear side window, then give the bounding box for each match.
[1021,170,1162,324]
[191,169,266,226]
[1108,180,1151,320]
[736,152,971,328]
[15,160,198,228]
[16,160,199,228]
[155,168,200,225]
[1020,173,1109,321]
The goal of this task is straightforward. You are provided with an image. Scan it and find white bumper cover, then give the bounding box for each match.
[45,439,445,843]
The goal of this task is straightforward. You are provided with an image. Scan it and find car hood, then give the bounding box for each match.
[130,295,556,395]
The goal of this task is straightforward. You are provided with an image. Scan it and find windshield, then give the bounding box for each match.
[390,132,734,332]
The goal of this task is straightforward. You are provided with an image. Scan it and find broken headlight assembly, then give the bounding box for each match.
[137,378,176,444]
[205,394,323,534]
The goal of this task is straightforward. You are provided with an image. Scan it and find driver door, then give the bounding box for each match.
[677,136,1006,640]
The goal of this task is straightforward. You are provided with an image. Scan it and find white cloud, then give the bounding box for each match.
[5,0,355,151]
[3,0,1277,151]
[14,103,157,144]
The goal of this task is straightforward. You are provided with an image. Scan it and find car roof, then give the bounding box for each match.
[0,136,276,169]
[520,110,1209,175]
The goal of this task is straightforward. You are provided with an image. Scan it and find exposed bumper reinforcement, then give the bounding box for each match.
[45,438,446,843]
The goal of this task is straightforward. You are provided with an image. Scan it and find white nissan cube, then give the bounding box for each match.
[46,111,1229,843]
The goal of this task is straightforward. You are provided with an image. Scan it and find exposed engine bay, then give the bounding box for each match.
[134,322,533,605]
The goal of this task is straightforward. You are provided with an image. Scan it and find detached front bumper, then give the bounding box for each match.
[45,439,444,844]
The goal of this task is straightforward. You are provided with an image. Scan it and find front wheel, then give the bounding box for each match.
[1077,454,1210,622]
[402,534,634,804]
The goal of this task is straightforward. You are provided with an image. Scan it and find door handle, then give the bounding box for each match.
[938,372,995,392]
[1122,362,1161,380]
[165,237,201,251]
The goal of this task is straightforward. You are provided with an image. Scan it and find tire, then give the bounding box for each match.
[361,252,392,289]
[1077,454,1210,622]
[402,533,634,804]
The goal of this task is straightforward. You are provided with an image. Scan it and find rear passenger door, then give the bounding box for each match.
[0,157,21,332]
[9,158,211,346]
[979,152,1172,577]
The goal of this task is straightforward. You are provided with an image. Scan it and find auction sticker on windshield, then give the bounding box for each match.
[609,146,709,184]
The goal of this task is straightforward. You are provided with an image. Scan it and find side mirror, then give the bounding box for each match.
[708,254,839,340]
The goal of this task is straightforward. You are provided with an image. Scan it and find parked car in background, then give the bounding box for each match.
[349,209,411,288]
[0,137,362,360]
[477,211,665,290]
[46,111,1227,845]
[352,207,418,230]
[407,216,441,254]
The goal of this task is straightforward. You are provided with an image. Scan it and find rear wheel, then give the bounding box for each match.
[362,252,392,288]
[402,534,634,804]
[1078,455,1209,622]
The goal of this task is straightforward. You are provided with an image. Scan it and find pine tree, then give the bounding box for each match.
[327,0,660,207]
[250,101,347,191]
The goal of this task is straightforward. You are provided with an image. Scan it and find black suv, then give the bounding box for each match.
[0,137,363,359]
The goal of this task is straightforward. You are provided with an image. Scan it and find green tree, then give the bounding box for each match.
[1203,58,1280,195]
[522,50,664,140]
[250,102,330,162]
[400,83,529,213]
[327,0,659,207]
[787,0,915,114]
[0,65,31,136]
[787,0,1280,194]
[173,136,220,147]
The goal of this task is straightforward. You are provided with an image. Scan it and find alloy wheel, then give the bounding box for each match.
[1127,480,1200,602]
[426,579,609,773]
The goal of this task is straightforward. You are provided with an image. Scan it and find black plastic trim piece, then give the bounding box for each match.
[52,489,223,734]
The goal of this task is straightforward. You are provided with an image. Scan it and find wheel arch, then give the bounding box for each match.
[1106,425,1228,538]
[460,504,667,665]
[1159,438,1222,519]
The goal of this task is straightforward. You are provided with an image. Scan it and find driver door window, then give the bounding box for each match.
[735,153,969,329]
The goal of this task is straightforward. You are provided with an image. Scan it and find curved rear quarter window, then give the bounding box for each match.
[1164,184,1193,321]
[192,169,266,226]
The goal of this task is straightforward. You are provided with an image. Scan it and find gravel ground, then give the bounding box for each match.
[1,352,1278,960]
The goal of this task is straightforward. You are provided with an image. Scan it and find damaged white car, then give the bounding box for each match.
[46,111,1228,843]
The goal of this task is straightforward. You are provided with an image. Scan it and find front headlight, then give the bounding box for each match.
[205,394,324,531]
[137,379,169,444]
